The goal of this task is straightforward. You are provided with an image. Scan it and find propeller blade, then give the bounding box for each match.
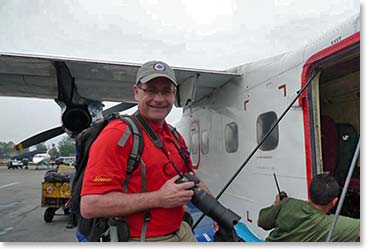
[102,102,136,117]
[12,126,65,151]
[12,103,136,152]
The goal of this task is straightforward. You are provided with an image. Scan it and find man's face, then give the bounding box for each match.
[134,77,176,124]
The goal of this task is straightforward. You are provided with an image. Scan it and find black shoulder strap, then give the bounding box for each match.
[135,111,192,174]
[167,124,192,172]
[135,112,163,148]
[167,124,180,142]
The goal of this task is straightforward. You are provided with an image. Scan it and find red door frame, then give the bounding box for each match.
[300,32,360,194]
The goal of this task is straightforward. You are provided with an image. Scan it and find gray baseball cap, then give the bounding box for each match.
[136,60,177,86]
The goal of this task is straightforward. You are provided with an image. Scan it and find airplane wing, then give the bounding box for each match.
[0,52,242,106]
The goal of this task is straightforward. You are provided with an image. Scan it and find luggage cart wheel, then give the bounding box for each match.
[44,208,57,223]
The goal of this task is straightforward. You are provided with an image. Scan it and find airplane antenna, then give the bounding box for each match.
[193,68,320,230]
[273,173,282,194]
[273,172,287,200]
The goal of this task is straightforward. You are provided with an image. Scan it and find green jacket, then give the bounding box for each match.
[258,198,359,242]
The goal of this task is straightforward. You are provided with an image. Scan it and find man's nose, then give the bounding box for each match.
[153,91,166,100]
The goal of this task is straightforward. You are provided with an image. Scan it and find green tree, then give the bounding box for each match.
[48,143,59,160]
[36,143,47,152]
[58,136,76,157]
[0,141,15,159]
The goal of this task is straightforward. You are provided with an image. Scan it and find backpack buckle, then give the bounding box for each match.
[144,211,151,222]
[129,152,141,162]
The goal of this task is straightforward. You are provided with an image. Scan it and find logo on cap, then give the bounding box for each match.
[153,63,165,71]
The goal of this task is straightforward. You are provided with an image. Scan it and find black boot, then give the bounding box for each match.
[66,213,77,229]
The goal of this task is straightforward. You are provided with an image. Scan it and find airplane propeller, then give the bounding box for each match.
[12,102,136,151]
[101,102,136,118]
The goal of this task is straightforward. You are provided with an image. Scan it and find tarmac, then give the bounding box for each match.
[0,166,76,242]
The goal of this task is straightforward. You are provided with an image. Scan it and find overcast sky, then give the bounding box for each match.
[0,0,360,147]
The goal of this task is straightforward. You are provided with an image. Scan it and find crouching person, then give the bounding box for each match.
[257,174,359,242]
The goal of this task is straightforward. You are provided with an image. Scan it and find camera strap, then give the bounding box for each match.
[135,112,191,176]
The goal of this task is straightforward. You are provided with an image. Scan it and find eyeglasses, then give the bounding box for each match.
[137,84,174,97]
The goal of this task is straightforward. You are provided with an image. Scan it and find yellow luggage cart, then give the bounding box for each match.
[41,180,71,222]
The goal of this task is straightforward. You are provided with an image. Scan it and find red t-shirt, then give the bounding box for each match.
[81,117,193,238]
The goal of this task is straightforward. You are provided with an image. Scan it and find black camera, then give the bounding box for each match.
[176,173,241,230]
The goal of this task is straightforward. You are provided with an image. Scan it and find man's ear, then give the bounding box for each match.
[331,197,338,207]
[172,86,177,95]
[133,84,139,100]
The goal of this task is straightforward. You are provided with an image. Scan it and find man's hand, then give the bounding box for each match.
[213,221,219,232]
[274,191,287,205]
[157,175,195,208]
[274,194,281,205]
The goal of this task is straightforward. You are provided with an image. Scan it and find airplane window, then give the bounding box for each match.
[225,122,238,153]
[201,130,209,154]
[189,122,200,167]
[257,111,279,151]
[191,133,198,155]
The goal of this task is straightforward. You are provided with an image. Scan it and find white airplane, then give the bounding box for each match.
[0,13,359,241]
[32,153,51,165]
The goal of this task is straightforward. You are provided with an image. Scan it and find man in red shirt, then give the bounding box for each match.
[80,60,208,242]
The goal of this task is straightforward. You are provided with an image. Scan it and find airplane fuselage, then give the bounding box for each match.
[32,153,51,165]
[176,14,360,239]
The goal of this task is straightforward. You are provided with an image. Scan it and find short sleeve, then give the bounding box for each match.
[81,120,133,196]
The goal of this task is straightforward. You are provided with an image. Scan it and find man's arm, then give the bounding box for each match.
[81,175,195,218]
[330,215,360,242]
[257,194,282,230]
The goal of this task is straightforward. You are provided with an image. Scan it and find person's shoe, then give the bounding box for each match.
[66,222,76,229]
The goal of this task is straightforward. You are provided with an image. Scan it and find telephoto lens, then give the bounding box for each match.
[176,173,241,230]
[191,187,241,230]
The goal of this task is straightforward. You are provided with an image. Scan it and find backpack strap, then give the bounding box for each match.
[116,115,150,241]
[117,115,144,191]
[139,159,150,241]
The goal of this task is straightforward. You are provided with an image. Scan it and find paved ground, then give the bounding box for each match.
[0,166,76,242]
[0,166,216,244]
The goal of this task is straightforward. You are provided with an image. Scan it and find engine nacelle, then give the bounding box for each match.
[62,105,92,134]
